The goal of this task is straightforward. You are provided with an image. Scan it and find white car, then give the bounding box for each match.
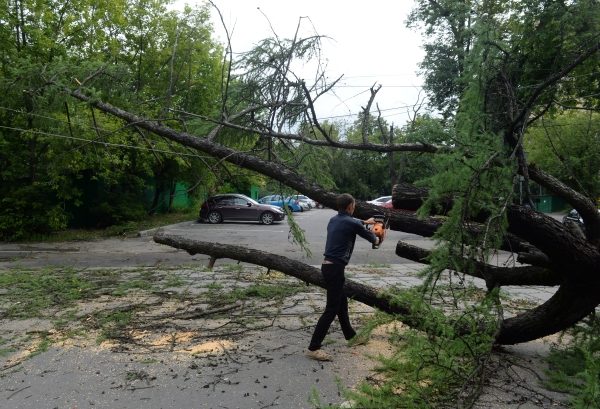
[291,194,316,209]
[367,196,392,205]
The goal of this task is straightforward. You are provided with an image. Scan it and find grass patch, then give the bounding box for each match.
[52,309,79,329]
[239,283,303,299]
[95,310,134,343]
[206,282,223,290]
[162,273,185,288]
[221,263,244,273]
[26,209,197,242]
[111,279,153,296]
[0,268,95,318]
[202,281,305,307]
[30,334,51,357]
[0,337,15,357]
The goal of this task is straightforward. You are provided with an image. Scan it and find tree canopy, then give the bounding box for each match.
[0,0,231,239]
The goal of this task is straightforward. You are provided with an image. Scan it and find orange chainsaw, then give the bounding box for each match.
[367,214,388,249]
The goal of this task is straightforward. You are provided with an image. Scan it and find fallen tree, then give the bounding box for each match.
[53,1,600,346]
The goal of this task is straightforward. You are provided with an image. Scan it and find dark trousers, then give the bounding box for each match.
[308,263,356,351]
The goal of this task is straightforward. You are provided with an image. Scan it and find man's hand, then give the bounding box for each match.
[363,217,376,225]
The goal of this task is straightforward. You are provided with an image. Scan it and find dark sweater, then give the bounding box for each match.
[323,211,377,265]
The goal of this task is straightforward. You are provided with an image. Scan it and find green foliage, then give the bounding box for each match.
[0,0,225,239]
[525,112,600,200]
[411,15,519,289]
[408,0,600,118]
[545,314,600,408]
[286,208,313,258]
[95,310,134,343]
[0,184,68,240]
[343,287,498,408]
[418,132,514,287]
[205,280,304,306]
[0,267,93,318]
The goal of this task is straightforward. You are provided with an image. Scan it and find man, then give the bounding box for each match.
[306,193,384,361]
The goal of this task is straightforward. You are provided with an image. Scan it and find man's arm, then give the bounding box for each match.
[354,219,378,244]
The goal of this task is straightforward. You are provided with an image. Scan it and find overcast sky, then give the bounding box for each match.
[176,0,426,127]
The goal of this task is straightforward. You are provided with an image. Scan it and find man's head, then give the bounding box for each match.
[337,193,355,214]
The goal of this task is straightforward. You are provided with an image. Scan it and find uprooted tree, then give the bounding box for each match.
[55,0,599,345]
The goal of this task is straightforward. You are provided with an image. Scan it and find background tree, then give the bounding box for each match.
[0,0,227,239]
[525,111,600,201]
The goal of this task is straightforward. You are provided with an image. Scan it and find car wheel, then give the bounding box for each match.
[260,212,275,225]
[207,211,222,224]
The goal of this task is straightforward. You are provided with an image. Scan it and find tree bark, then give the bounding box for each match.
[153,232,421,325]
[395,241,561,288]
[496,279,600,344]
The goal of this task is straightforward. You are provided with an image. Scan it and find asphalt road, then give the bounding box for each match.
[0,208,566,270]
[0,208,431,269]
[159,208,431,266]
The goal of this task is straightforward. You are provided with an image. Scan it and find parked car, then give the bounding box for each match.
[381,199,394,209]
[290,194,315,210]
[368,196,392,205]
[296,199,311,211]
[199,193,285,225]
[258,195,303,212]
[562,209,583,226]
[562,208,600,232]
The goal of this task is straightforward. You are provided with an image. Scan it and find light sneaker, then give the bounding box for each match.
[305,349,332,361]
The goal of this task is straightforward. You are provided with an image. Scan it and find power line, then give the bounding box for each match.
[334,85,424,88]
[0,125,215,159]
[316,100,430,120]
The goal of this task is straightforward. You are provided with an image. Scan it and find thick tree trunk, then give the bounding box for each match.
[153,232,425,328]
[497,279,600,344]
[395,241,561,288]
[392,182,443,211]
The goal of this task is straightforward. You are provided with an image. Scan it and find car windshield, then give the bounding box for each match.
[246,197,259,205]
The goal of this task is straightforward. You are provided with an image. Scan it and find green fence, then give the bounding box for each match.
[532,195,567,213]
[143,182,201,213]
[143,183,262,213]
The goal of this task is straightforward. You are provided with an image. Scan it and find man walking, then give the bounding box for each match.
[306,193,384,361]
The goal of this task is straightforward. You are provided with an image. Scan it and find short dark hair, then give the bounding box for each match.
[336,193,355,211]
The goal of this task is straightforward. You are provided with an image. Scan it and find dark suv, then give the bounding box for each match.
[199,194,285,225]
